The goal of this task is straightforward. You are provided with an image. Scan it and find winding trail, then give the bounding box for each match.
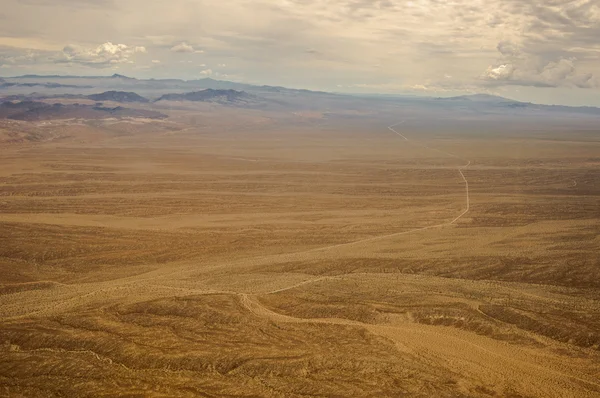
[4,120,600,396]
[228,125,599,394]
[388,121,470,225]
[285,121,471,255]
[1,120,475,320]
[239,293,600,395]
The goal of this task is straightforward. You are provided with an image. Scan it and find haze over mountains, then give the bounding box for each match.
[1,74,600,123]
[155,89,254,104]
[1,74,314,96]
[87,91,149,103]
[0,101,166,121]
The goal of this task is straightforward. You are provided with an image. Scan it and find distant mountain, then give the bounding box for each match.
[3,75,599,115]
[155,89,254,104]
[1,93,86,102]
[4,75,327,97]
[0,101,166,121]
[435,93,600,114]
[0,100,45,114]
[0,81,92,89]
[111,74,137,80]
[11,74,136,80]
[438,94,526,104]
[13,75,74,79]
[0,94,38,102]
[1,91,150,104]
[86,91,149,103]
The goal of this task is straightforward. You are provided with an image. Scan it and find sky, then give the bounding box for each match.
[1,0,599,106]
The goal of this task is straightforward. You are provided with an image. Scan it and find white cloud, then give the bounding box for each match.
[170,42,203,53]
[407,84,430,91]
[55,41,146,67]
[482,41,598,88]
[496,40,521,58]
[483,64,515,81]
[151,59,161,63]
[539,58,597,88]
[0,48,41,65]
[199,68,213,76]
[170,42,194,53]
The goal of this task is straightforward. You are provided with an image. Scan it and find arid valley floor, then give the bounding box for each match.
[1,101,599,397]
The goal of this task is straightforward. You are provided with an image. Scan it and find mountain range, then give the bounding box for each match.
[0,101,166,121]
[155,89,254,104]
[1,74,600,116]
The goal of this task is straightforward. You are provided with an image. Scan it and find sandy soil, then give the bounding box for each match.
[0,111,599,397]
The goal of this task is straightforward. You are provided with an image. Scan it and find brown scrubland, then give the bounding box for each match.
[0,103,599,397]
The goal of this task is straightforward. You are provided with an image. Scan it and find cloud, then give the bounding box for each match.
[400,81,482,94]
[170,42,203,53]
[497,40,521,58]
[482,58,598,88]
[483,64,516,81]
[199,69,213,76]
[170,42,194,53]
[151,59,160,63]
[482,40,598,88]
[17,0,115,7]
[0,46,43,66]
[55,42,146,67]
[1,42,147,70]
[539,58,597,88]
[0,0,599,102]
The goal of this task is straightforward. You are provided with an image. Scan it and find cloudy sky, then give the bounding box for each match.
[1,0,599,105]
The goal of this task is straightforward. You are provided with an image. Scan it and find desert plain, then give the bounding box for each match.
[0,97,599,397]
